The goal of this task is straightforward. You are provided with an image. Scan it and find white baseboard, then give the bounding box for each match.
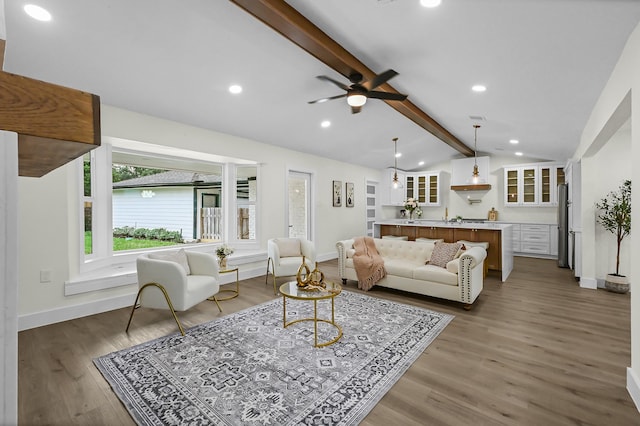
[18,293,136,332]
[627,367,640,412]
[19,265,269,331]
[579,277,598,289]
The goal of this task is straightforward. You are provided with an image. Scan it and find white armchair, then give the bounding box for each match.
[266,238,316,294]
[126,249,222,336]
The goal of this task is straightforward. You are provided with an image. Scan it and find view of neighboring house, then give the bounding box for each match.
[112,170,223,241]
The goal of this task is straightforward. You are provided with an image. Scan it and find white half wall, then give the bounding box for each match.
[573,20,640,411]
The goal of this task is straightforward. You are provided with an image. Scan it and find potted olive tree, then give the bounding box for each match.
[595,179,631,293]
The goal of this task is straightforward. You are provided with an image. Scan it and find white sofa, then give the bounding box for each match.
[336,238,487,309]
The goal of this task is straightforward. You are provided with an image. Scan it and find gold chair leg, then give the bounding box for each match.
[125,282,186,336]
[265,257,271,286]
[210,295,223,312]
[265,257,278,295]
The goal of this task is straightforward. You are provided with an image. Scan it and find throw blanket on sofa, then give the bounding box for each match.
[353,236,386,291]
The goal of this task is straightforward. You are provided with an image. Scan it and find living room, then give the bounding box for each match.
[2,1,640,424]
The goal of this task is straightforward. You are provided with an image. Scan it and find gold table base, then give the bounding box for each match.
[282,285,343,347]
[210,268,239,301]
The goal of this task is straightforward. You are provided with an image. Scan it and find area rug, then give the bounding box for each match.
[94,290,454,425]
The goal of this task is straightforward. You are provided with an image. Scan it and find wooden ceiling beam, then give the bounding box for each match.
[0,39,101,177]
[230,0,473,157]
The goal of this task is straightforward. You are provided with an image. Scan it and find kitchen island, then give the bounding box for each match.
[374,220,513,282]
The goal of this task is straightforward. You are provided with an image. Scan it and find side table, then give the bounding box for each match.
[216,268,240,301]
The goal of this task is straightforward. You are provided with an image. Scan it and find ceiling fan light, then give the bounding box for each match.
[347,93,367,107]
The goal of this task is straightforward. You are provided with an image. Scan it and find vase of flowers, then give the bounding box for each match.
[215,244,234,269]
[404,198,418,222]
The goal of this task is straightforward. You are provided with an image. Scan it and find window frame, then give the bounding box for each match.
[77,141,260,275]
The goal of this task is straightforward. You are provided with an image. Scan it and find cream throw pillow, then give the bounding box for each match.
[429,242,463,268]
[276,239,302,257]
[149,249,191,275]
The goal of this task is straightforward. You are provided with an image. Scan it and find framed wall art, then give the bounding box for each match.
[346,182,354,207]
[333,180,342,207]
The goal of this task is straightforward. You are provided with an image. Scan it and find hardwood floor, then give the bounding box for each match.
[18,257,640,425]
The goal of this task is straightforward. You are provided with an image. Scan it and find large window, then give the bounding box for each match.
[80,140,258,270]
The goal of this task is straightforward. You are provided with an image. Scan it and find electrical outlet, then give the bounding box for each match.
[40,270,52,283]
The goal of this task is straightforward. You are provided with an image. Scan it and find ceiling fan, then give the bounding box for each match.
[308,69,408,114]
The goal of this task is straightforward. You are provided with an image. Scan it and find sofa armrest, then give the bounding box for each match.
[336,239,355,279]
[458,246,487,304]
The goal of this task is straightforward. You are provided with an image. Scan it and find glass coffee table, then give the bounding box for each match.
[279,281,343,347]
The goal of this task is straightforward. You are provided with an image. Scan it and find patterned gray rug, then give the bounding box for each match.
[95,290,454,425]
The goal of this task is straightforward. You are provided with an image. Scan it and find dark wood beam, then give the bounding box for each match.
[229,0,473,157]
[0,44,101,177]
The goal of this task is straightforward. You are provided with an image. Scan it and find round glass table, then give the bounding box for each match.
[279,281,343,347]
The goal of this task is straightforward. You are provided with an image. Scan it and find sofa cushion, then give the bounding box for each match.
[381,235,408,240]
[276,238,301,257]
[413,265,458,286]
[429,242,463,268]
[149,249,191,275]
[383,259,417,279]
[415,238,444,244]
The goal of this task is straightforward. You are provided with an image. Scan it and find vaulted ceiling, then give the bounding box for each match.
[4,0,640,171]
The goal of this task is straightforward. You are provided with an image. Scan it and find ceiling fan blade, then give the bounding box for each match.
[308,93,347,104]
[363,69,399,91]
[351,105,362,114]
[316,75,350,91]
[367,91,408,101]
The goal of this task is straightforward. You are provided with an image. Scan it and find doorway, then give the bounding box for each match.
[287,171,312,240]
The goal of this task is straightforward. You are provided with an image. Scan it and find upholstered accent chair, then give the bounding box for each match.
[126,249,222,336]
[266,238,316,294]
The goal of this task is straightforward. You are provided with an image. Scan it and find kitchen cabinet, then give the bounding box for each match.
[504,163,564,206]
[379,224,416,240]
[453,228,502,271]
[503,222,557,258]
[416,225,454,242]
[406,171,441,206]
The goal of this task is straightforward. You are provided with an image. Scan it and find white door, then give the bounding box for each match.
[366,180,378,237]
[287,171,311,239]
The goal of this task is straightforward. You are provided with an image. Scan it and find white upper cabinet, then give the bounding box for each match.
[504,162,564,207]
[406,171,441,206]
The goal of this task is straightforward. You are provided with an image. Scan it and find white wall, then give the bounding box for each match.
[381,154,561,224]
[590,124,632,282]
[16,105,381,321]
[572,20,640,409]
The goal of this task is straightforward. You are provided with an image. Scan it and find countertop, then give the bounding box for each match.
[375,219,513,230]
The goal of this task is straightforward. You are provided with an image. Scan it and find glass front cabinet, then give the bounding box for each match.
[406,171,441,206]
[504,163,564,206]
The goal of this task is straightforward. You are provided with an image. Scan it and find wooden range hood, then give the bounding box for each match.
[0,39,101,177]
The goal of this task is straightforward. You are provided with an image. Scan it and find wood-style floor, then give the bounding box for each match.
[18,257,640,425]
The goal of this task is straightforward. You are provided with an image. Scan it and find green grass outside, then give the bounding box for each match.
[85,232,181,254]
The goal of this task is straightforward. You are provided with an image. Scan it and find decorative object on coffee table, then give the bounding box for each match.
[215,244,234,269]
[296,257,326,291]
[595,179,631,293]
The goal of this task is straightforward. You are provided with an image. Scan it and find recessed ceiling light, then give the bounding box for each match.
[509,139,519,144]
[24,4,51,21]
[418,161,425,166]
[228,85,242,94]
[515,152,523,156]
[420,0,442,8]
[395,152,402,158]
[472,85,487,92]
[320,120,331,128]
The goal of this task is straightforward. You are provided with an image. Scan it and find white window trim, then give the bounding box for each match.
[75,141,260,280]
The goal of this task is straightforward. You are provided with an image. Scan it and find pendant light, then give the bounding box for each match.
[472,124,481,184]
[392,137,401,189]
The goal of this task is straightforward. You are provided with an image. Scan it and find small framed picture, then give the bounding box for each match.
[346,182,354,207]
[333,180,342,207]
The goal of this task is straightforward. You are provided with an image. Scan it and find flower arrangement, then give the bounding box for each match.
[404,198,420,220]
[216,244,234,258]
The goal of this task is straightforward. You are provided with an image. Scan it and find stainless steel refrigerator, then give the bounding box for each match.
[557,183,569,268]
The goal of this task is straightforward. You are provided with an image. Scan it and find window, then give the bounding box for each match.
[79,140,258,272]
[236,166,257,241]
